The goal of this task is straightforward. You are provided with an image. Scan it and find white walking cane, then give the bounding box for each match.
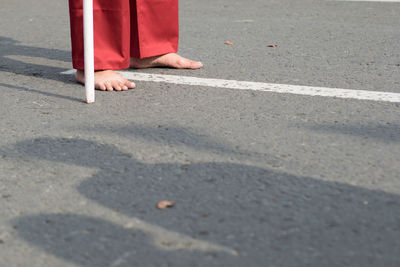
[83,0,95,103]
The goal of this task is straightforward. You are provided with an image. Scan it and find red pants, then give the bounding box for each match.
[69,0,179,70]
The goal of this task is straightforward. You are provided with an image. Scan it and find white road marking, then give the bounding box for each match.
[60,69,400,103]
[60,69,77,75]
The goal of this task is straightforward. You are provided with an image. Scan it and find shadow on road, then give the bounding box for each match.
[303,122,400,143]
[0,36,85,102]
[0,82,81,102]
[12,137,400,267]
[0,36,71,80]
[79,122,281,165]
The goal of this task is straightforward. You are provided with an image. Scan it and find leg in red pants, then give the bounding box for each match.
[68,0,179,71]
[68,0,202,91]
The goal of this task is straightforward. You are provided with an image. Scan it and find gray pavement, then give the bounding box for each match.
[1,0,400,266]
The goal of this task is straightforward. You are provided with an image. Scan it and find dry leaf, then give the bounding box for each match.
[224,41,234,45]
[267,44,278,48]
[157,200,175,209]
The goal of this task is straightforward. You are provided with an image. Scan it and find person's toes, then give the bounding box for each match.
[112,81,122,91]
[96,82,106,91]
[121,86,128,91]
[125,80,136,89]
[190,60,203,69]
[176,59,187,68]
[105,81,113,91]
[176,58,202,69]
[120,82,128,91]
[182,58,202,69]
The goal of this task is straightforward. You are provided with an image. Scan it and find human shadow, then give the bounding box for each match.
[303,122,400,143]
[16,213,237,267]
[79,123,281,165]
[12,137,400,267]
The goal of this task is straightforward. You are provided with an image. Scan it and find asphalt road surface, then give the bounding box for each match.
[1,0,400,266]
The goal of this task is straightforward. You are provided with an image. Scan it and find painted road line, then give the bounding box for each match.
[60,70,400,103]
[119,72,400,103]
[61,69,78,75]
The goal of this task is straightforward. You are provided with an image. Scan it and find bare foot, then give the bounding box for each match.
[76,70,135,91]
[130,53,203,69]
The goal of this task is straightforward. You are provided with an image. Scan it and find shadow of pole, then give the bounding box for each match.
[0,82,83,103]
[0,36,87,102]
[0,36,72,79]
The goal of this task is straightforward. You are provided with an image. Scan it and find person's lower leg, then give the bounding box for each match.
[129,0,202,70]
[69,0,134,91]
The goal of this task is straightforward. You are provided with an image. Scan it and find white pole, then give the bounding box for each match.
[83,0,95,103]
